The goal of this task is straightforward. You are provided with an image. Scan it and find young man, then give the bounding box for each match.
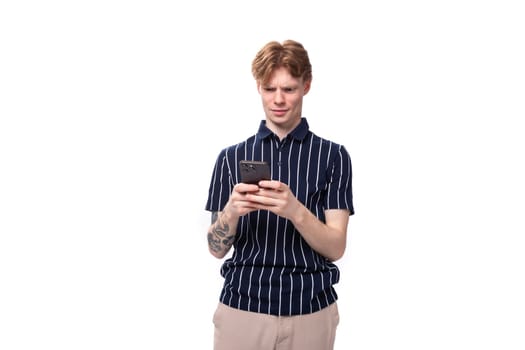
[205,39,354,350]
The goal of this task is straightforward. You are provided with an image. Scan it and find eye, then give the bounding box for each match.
[263,87,276,92]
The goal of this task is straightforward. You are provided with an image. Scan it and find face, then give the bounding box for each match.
[257,67,311,138]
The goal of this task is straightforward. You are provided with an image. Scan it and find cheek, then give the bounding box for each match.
[261,95,273,106]
[289,96,301,108]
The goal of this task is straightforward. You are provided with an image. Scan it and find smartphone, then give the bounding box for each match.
[239,160,271,184]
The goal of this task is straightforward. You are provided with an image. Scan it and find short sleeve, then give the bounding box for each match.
[205,149,234,212]
[325,145,354,215]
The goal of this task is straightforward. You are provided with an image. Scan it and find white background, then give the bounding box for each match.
[1,1,524,349]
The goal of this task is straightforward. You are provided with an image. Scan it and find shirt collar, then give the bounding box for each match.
[256,117,310,141]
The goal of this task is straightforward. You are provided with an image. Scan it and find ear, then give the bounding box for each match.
[256,81,262,94]
[303,79,312,95]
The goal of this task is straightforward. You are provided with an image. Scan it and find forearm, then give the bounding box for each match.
[207,209,239,259]
[291,207,349,262]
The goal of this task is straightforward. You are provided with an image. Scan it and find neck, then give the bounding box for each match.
[266,117,301,140]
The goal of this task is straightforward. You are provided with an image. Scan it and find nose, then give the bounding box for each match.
[274,90,284,105]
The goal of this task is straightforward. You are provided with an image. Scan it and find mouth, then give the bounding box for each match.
[271,109,287,116]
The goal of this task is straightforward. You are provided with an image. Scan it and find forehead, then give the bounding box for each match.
[264,67,303,86]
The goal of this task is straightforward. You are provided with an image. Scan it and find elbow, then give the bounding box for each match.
[327,246,346,262]
[208,246,227,259]
[326,238,347,262]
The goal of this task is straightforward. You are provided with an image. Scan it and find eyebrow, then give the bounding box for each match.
[263,83,299,89]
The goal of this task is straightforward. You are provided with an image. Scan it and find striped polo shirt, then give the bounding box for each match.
[205,117,354,316]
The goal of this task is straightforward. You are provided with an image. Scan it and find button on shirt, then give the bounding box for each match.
[205,118,354,316]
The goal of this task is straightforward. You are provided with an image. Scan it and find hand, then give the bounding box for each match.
[223,182,265,218]
[244,180,302,220]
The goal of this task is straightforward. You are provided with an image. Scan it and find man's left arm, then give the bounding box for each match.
[291,207,350,262]
[245,181,350,261]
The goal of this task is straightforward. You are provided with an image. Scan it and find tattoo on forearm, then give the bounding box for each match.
[208,212,235,253]
[214,219,230,238]
[207,233,222,252]
[211,212,219,224]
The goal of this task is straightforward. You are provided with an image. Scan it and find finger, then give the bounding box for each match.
[258,180,281,190]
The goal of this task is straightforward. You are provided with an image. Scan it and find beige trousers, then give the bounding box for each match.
[213,302,339,350]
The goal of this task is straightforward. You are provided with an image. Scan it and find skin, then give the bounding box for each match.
[207,67,350,262]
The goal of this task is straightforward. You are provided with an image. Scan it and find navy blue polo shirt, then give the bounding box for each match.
[205,118,354,316]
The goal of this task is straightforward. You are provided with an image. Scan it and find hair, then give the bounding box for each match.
[251,40,312,85]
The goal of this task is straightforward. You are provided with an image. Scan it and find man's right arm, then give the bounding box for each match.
[207,210,238,259]
[206,182,260,259]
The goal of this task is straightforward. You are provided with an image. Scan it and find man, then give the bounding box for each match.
[205,39,354,350]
